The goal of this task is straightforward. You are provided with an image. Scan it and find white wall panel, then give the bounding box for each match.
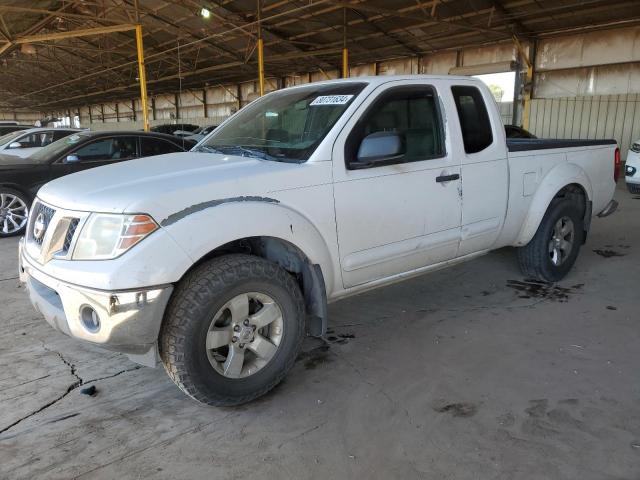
[537,26,640,71]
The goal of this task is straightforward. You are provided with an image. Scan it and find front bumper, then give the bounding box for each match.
[626,150,640,184]
[19,239,173,367]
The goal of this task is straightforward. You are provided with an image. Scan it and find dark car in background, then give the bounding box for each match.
[0,131,195,237]
[150,123,199,135]
[0,125,32,136]
[505,125,537,139]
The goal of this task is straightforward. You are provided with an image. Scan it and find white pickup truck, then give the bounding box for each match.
[19,76,619,406]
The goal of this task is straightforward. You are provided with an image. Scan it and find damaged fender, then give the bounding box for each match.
[160,199,337,299]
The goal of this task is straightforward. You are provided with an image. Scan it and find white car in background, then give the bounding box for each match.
[0,128,82,158]
[626,139,640,194]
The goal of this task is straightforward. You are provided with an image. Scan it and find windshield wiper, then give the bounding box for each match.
[196,144,302,163]
[194,145,224,154]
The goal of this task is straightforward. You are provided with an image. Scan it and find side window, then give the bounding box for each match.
[451,86,493,154]
[345,86,444,168]
[52,130,73,141]
[140,138,183,157]
[73,137,138,162]
[14,132,53,148]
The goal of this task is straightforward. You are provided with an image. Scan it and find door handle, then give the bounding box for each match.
[435,173,460,183]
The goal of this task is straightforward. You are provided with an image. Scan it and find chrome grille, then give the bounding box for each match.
[28,201,56,246]
[25,199,87,263]
[61,218,80,255]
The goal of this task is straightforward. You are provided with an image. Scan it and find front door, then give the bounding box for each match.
[332,81,462,288]
[51,136,139,180]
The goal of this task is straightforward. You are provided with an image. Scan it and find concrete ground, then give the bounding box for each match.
[1,184,639,480]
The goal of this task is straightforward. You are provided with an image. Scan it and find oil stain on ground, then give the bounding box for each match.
[325,330,356,345]
[506,279,583,302]
[434,402,478,418]
[593,249,625,258]
[296,345,332,370]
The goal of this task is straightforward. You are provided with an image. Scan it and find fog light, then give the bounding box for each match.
[80,305,101,333]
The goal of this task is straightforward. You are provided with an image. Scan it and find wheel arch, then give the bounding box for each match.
[0,183,34,203]
[515,162,592,246]
[177,235,328,336]
[162,201,335,337]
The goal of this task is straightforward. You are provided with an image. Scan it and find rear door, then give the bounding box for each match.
[332,80,462,288]
[449,83,509,256]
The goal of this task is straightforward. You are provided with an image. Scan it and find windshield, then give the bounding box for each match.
[0,130,24,146]
[197,82,366,162]
[29,132,89,163]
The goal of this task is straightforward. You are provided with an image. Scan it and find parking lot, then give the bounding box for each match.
[0,183,637,479]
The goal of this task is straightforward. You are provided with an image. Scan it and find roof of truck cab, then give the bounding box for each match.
[286,74,481,87]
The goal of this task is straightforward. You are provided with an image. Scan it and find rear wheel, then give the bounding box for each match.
[517,196,585,282]
[0,188,29,237]
[627,183,640,194]
[160,254,305,406]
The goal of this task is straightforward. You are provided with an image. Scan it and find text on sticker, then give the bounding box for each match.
[310,95,354,106]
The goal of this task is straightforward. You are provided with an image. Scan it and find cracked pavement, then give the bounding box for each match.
[0,183,639,479]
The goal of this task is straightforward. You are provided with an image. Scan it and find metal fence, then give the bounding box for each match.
[528,94,640,160]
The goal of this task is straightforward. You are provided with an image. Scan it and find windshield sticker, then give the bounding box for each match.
[310,95,353,106]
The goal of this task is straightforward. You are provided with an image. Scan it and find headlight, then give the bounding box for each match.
[631,142,640,153]
[72,214,158,260]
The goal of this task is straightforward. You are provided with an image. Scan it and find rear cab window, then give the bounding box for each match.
[451,86,493,154]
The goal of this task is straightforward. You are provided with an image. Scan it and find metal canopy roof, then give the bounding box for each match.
[0,0,638,110]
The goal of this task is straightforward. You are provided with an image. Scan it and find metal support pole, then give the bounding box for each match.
[513,36,534,130]
[257,1,265,96]
[342,48,348,78]
[135,24,150,132]
[342,8,348,78]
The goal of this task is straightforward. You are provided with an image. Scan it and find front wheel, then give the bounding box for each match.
[517,196,585,282]
[160,254,305,406]
[0,188,29,238]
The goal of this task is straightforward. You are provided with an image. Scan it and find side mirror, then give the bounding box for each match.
[353,131,405,169]
[8,142,22,149]
[64,154,80,163]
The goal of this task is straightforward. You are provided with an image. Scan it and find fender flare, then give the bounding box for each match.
[161,199,337,297]
[515,162,593,246]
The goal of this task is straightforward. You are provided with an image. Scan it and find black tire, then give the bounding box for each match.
[517,195,585,282]
[160,254,305,406]
[627,183,640,195]
[0,187,30,238]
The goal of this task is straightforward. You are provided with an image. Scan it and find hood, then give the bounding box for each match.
[37,152,315,221]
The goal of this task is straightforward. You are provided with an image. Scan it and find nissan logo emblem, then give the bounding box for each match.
[33,212,46,240]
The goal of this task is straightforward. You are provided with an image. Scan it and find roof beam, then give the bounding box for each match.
[11,24,137,44]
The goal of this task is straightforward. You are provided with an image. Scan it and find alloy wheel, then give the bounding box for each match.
[548,216,575,266]
[0,193,28,235]
[206,292,284,379]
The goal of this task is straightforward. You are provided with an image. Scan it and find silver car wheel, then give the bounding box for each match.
[206,292,284,379]
[0,193,28,235]
[548,216,575,266]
